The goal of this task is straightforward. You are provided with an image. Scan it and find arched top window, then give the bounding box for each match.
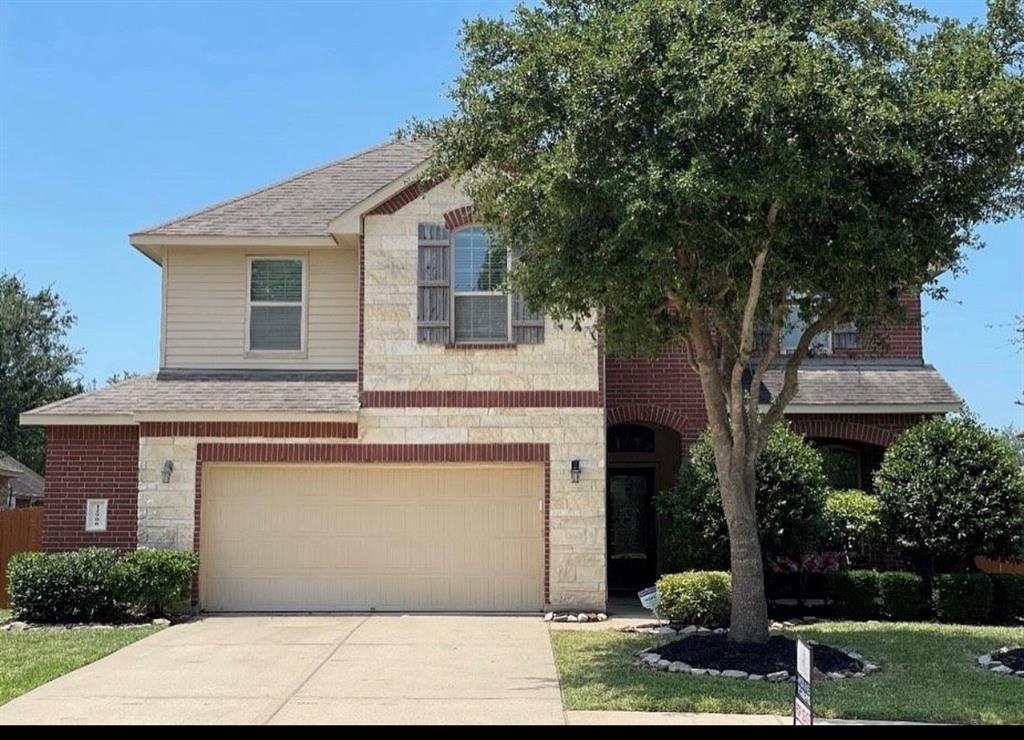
[608,424,656,454]
[452,226,509,343]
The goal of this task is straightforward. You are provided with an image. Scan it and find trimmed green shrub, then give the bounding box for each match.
[656,571,731,626]
[990,574,1024,624]
[932,573,993,624]
[657,423,827,570]
[877,571,927,621]
[827,569,878,619]
[8,548,120,623]
[875,415,1024,575]
[822,489,883,558]
[112,549,199,617]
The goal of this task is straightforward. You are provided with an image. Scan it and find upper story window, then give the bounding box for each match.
[452,227,509,343]
[247,257,305,352]
[758,306,858,355]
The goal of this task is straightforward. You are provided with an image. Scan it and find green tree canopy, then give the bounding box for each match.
[0,273,83,473]
[412,0,1024,641]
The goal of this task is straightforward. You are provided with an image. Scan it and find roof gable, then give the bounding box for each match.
[132,139,432,239]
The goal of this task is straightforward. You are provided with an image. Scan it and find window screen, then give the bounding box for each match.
[249,259,303,351]
[453,227,508,342]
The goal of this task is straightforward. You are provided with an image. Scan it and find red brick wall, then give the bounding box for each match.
[606,349,707,443]
[138,421,358,438]
[787,413,926,447]
[832,291,922,359]
[42,426,139,552]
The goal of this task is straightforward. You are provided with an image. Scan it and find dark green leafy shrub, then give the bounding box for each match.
[877,571,927,621]
[822,489,883,557]
[656,571,731,626]
[827,569,878,619]
[657,424,827,570]
[112,549,199,617]
[932,573,993,624]
[8,548,120,623]
[990,574,1024,624]
[875,415,1024,575]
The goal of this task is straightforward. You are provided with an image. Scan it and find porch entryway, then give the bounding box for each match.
[606,422,682,593]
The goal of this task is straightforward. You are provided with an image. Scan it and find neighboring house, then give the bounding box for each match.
[0,452,45,509]
[20,139,959,612]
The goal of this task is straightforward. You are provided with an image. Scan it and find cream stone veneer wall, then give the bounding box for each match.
[162,245,357,370]
[136,410,606,610]
[137,178,607,611]
[361,180,600,392]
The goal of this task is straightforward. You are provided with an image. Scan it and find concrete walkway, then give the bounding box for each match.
[0,614,565,725]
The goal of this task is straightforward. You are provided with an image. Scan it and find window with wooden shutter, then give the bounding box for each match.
[509,249,544,344]
[417,223,451,343]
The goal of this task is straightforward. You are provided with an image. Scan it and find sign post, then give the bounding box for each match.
[794,638,814,726]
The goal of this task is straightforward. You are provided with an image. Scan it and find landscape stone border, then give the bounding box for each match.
[0,617,171,633]
[977,647,1024,677]
[632,626,879,681]
[544,611,608,623]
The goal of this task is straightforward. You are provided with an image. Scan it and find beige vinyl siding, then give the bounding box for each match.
[162,246,357,370]
[200,463,545,612]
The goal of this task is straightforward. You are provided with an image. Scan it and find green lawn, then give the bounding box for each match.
[0,616,160,705]
[552,621,1024,725]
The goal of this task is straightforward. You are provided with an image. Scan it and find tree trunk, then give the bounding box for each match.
[719,462,770,643]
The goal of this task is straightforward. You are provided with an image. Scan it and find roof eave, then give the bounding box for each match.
[19,412,136,427]
[768,402,962,415]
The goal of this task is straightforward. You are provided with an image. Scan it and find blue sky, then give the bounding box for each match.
[1,0,1021,428]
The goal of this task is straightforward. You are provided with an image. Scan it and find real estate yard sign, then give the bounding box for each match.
[794,639,813,726]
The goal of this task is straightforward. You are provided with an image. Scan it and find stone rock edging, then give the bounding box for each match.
[544,612,608,623]
[0,617,172,633]
[977,647,1024,677]
[635,636,879,681]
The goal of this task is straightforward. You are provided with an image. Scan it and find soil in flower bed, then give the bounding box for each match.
[655,634,861,675]
[1001,648,1024,672]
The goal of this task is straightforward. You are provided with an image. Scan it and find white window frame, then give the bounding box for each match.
[245,255,308,356]
[450,226,510,344]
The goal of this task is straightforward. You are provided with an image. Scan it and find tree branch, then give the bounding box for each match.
[760,301,846,431]
[746,297,787,447]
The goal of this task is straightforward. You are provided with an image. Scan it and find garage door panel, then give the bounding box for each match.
[200,464,544,612]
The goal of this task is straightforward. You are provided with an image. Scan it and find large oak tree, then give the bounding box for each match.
[0,273,83,474]
[410,0,1024,642]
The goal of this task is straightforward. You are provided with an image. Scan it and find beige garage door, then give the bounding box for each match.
[200,464,544,612]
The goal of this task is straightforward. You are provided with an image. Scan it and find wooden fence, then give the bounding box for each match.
[0,507,44,608]
[976,555,1024,575]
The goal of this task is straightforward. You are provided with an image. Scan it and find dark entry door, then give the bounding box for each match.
[607,467,656,591]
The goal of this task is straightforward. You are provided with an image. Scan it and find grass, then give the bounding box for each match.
[552,621,1024,725]
[0,613,160,705]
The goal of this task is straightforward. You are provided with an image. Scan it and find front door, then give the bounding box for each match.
[606,467,656,592]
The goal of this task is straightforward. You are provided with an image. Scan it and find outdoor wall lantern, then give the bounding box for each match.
[161,460,174,484]
[570,459,581,484]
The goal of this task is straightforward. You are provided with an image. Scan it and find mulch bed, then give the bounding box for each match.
[656,633,861,675]
[1001,648,1024,672]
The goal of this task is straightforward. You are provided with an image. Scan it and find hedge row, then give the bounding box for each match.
[8,547,199,624]
[827,570,1024,624]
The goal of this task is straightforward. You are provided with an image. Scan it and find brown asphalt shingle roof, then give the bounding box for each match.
[0,452,45,502]
[24,374,359,416]
[133,139,432,237]
[761,364,961,407]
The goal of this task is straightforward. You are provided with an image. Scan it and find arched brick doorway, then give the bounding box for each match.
[606,421,682,593]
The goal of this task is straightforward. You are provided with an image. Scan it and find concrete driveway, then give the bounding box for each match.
[0,615,565,725]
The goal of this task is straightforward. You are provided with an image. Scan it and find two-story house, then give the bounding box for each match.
[21,139,959,613]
